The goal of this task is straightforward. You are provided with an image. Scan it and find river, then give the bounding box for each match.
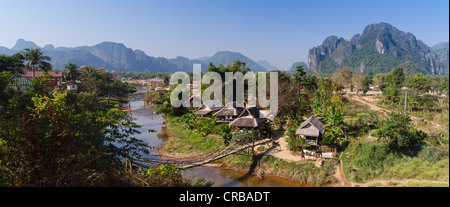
[127,99,309,187]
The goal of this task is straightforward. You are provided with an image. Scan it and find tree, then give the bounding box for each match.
[416,94,438,112]
[20,48,52,78]
[331,67,353,89]
[377,112,426,151]
[312,78,347,146]
[0,90,148,186]
[352,74,364,93]
[390,67,405,88]
[408,73,430,92]
[0,54,25,74]
[362,75,373,94]
[64,62,80,81]
[380,67,405,104]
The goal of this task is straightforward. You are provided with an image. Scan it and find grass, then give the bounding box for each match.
[164,119,224,154]
[164,117,338,186]
[341,139,449,186]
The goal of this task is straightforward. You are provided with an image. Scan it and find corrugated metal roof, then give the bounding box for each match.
[8,76,34,86]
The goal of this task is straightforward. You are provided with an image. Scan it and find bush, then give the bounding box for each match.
[285,127,303,152]
[418,145,442,163]
[378,112,426,151]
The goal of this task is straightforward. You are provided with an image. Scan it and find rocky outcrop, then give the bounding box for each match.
[307,22,446,75]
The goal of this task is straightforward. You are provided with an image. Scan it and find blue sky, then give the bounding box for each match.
[0,0,448,70]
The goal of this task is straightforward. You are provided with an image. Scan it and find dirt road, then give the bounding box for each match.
[349,95,444,135]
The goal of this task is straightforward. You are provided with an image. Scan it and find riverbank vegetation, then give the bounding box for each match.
[151,62,448,187]
[0,51,199,187]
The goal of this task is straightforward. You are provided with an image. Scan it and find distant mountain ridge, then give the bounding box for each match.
[432,42,449,73]
[289,62,307,71]
[307,22,448,75]
[257,60,279,71]
[0,39,269,72]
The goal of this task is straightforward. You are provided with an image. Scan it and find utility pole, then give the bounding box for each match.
[404,88,408,112]
[404,74,408,112]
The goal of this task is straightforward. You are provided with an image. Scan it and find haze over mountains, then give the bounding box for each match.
[0,39,272,72]
[0,23,448,75]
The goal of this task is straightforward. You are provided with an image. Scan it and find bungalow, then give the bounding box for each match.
[194,99,223,117]
[213,101,244,123]
[295,115,325,147]
[229,107,266,129]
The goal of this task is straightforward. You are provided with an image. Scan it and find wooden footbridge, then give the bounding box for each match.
[132,137,274,169]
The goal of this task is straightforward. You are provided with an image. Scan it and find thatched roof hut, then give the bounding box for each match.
[229,107,266,128]
[194,99,223,116]
[295,115,325,138]
[213,102,244,123]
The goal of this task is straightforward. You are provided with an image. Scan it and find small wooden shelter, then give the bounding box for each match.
[295,115,325,146]
[194,99,223,117]
[213,101,244,123]
[229,107,266,129]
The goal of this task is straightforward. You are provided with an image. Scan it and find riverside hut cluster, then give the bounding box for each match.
[189,100,335,160]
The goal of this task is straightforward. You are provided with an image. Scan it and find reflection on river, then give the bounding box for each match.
[127,100,309,187]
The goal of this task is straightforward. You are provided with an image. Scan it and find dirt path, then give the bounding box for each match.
[349,95,444,134]
[267,131,304,162]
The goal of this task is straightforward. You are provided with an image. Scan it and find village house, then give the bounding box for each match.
[149,78,164,86]
[228,107,266,129]
[295,115,335,159]
[8,76,35,93]
[21,68,63,87]
[295,115,325,147]
[213,101,244,123]
[194,99,223,117]
[67,80,78,91]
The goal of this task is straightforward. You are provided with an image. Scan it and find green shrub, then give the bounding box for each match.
[418,145,442,163]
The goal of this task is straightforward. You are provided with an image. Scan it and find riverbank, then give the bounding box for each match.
[158,118,339,186]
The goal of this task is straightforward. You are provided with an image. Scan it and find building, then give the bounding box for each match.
[67,80,78,91]
[228,107,266,129]
[8,76,34,93]
[295,115,325,147]
[21,68,64,86]
[213,101,244,123]
[149,78,164,86]
[194,99,223,117]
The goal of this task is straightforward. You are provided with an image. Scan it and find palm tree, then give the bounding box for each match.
[64,62,79,81]
[21,48,52,78]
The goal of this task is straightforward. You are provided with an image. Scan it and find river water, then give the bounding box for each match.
[127,100,309,187]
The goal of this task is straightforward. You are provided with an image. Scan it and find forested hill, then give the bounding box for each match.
[0,39,268,72]
[307,22,448,75]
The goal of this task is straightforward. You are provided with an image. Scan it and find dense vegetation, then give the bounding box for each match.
[0,51,197,187]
